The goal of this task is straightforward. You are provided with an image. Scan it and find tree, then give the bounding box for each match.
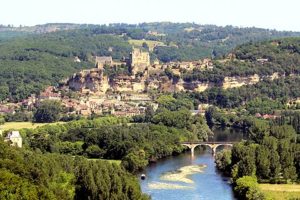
[0,116,5,125]
[234,176,265,200]
[121,150,148,173]
[145,105,155,122]
[85,145,105,158]
[34,100,62,122]
[215,150,232,175]
[255,146,270,180]
[142,42,149,51]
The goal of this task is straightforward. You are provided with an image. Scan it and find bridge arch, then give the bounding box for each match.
[181,142,234,157]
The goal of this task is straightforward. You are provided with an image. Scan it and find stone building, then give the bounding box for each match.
[95,56,113,69]
[4,131,22,148]
[129,48,150,74]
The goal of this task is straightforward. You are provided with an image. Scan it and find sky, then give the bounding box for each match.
[1,0,299,31]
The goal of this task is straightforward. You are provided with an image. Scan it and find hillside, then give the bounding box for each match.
[1,23,300,101]
[0,30,131,101]
[183,38,300,83]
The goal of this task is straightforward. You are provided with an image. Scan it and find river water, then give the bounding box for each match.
[139,127,245,200]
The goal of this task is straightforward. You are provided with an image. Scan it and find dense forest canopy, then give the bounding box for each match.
[0,140,149,200]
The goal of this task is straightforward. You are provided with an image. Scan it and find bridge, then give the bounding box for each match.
[181,142,236,157]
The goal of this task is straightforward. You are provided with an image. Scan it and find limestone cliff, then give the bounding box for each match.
[222,74,260,89]
[67,69,282,95]
[68,69,109,94]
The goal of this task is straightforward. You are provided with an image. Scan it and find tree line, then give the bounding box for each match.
[0,140,149,200]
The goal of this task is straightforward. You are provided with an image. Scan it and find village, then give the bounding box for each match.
[0,47,290,120]
[0,47,217,118]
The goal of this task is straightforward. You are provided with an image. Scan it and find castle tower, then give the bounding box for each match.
[129,48,150,74]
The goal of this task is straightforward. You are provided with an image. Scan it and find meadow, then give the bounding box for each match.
[260,184,300,200]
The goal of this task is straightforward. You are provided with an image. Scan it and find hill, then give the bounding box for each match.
[0,30,131,101]
[183,37,300,83]
[1,23,300,101]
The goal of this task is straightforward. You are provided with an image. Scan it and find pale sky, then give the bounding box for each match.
[1,0,299,31]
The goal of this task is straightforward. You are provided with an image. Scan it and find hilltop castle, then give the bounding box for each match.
[129,48,150,74]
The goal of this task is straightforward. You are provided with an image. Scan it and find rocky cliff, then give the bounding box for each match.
[67,69,281,94]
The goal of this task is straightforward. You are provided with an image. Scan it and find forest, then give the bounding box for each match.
[191,76,300,110]
[183,38,300,83]
[0,140,149,200]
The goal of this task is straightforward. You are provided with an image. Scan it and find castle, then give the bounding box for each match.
[129,48,150,74]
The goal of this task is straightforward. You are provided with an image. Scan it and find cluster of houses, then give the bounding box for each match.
[61,92,156,117]
[255,113,279,120]
[0,83,157,118]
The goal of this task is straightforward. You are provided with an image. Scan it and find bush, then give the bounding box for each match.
[234,176,265,200]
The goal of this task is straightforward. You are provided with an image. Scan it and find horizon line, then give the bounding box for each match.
[1,21,299,33]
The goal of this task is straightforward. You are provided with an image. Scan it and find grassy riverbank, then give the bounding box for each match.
[259,184,300,200]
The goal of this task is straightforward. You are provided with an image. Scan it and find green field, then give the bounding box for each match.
[1,121,65,130]
[129,39,165,51]
[88,158,121,165]
[260,184,300,200]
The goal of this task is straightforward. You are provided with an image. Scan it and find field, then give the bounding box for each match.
[128,39,165,51]
[1,121,65,130]
[260,184,300,200]
[88,158,121,165]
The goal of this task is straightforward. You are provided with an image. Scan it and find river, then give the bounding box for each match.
[139,127,245,200]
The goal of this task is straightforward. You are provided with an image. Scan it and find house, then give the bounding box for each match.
[4,131,22,148]
[74,56,81,63]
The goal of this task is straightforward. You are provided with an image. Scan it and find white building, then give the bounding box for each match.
[4,131,22,148]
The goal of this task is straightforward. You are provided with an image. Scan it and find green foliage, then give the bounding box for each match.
[152,108,192,129]
[184,38,300,83]
[215,150,232,175]
[0,116,5,125]
[234,176,265,200]
[74,158,149,200]
[34,100,62,122]
[0,141,148,200]
[0,30,131,101]
[0,169,40,200]
[121,150,148,173]
[219,122,299,184]
[85,145,105,158]
[193,76,300,110]
[19,115,195,171]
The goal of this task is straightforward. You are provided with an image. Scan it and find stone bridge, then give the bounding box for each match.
[181,142,236,157]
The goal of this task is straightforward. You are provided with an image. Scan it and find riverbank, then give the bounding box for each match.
[260,184,300,200]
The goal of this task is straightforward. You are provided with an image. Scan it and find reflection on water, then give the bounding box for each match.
[209,126,247,142]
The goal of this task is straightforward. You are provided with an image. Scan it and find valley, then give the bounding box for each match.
[0,22,300,200]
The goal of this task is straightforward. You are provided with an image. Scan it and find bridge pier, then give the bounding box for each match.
[182,143,198,157]
[181,142,234,158]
